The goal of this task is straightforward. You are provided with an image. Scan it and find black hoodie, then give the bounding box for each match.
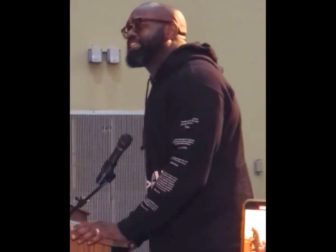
[118,43,254,252]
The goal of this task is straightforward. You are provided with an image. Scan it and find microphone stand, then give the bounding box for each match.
[70,171,116,217]
[70,167,130,252]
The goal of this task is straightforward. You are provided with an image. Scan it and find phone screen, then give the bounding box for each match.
[241,199,266,252]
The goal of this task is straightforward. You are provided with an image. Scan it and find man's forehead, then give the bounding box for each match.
[129,6,173,21]
[124,2,187,35]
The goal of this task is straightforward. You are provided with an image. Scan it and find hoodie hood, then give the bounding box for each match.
[152,42,222,83]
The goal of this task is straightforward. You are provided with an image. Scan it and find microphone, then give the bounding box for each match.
[96,134,133,185]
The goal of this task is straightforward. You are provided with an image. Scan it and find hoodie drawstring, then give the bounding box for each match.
[141,78,151,150]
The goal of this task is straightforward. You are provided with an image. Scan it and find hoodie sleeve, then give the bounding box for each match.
[117,65,224,246]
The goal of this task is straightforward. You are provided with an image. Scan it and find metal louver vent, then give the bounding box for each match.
[70,112,148,252]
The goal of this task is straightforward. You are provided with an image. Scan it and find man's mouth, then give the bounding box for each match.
[128,41,141,50]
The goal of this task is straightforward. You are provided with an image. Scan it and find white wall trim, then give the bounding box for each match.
[70,110,144,115]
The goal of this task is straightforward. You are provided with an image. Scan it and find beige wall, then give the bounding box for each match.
[70,0,266,198]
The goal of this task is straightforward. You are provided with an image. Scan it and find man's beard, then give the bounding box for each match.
[126,46,147,67]
[126,30,164,68]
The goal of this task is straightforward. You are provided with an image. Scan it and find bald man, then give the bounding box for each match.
[71,2,253,252]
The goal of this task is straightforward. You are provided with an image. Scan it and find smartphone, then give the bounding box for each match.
[241,199,266,252]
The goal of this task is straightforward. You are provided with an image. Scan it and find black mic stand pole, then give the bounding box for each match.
[70,171,116,216]
[70,168,130,252]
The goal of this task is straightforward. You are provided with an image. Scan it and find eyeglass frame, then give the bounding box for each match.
[121,17,186,39]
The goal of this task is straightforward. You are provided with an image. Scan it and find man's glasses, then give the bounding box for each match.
[121,17,186,39]
[121,18,171,39]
